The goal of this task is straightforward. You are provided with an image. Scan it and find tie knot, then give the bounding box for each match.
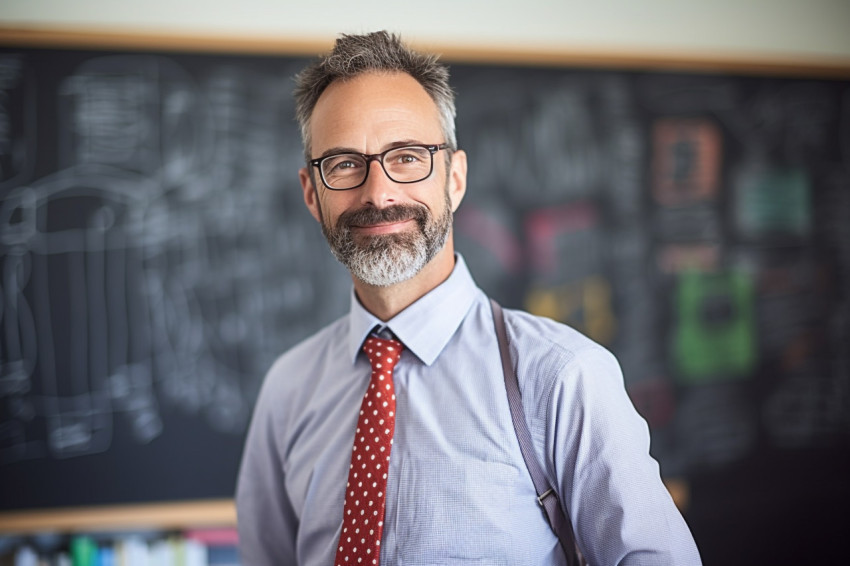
[363,336,403,371]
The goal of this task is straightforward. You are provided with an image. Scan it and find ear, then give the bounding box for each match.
[447,149,468,212]
[299,166,323,223]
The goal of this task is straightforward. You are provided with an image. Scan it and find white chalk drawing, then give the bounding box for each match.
[525,85,603,201]
[0,55,349,463]
[456,75,605,207]
[677,384,757,468]
[763,365,848,448]
[599,76,644,221]
[0,54,37,192]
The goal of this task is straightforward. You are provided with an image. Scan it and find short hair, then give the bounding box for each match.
[294,31,457,160]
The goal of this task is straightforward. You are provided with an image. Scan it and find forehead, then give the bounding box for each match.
[309,71,443,153]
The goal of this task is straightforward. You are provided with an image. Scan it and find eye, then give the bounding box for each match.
[324,154,364,174]
[388,147,429,165]
[335,160,358,170]
[397,153,420,164]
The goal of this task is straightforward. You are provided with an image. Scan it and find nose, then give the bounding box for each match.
[357,158,402,208]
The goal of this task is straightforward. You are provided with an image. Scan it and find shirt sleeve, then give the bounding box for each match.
[236,373,298,566]
[546,346,702,566]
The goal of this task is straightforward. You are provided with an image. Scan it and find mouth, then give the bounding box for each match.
[351,218,417,236]
[341,204,424,237]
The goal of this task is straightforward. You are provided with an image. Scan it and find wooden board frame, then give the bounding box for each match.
[0,499,235,533]
[1,24,849,78]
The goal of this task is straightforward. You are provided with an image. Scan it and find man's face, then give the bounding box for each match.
[299,72,467,287]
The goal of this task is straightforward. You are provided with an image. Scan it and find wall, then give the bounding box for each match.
[2,0,850,63]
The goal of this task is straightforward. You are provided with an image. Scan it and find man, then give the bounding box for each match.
[236,31,702,565]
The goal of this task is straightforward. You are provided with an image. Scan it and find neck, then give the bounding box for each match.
[353,242,456,322]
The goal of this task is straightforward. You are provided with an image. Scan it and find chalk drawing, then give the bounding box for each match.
[0,55,348,464]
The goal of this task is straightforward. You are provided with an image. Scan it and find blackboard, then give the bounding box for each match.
[0,43,848,564]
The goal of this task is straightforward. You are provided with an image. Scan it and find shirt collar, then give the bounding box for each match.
[348,254,480,366]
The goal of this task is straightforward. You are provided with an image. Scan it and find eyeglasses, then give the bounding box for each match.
[310,143,449,191]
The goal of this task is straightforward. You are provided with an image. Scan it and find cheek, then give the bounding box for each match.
[318,192,357,224]
[406,176,448,208]
[426,183,453,215]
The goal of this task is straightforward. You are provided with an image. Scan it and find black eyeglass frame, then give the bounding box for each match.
[309,143,450,191]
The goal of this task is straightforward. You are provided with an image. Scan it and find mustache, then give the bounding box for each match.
[337,204,428,231]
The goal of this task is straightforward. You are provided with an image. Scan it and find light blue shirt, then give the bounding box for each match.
[236,255,702,565]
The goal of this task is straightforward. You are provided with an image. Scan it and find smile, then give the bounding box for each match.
[351,219,416,235]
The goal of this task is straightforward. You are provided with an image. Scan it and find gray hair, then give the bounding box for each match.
[294,31,457,161]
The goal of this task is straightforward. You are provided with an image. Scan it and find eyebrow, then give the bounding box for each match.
[317,139,427,159]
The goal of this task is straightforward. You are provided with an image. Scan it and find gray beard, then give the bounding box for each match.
[321,191,453,287]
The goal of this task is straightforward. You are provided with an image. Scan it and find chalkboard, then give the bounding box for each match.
[0,44,848,564]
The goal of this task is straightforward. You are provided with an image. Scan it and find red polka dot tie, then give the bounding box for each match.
[335,336,403,566]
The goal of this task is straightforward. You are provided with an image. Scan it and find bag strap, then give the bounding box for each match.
[490,298,587,566]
